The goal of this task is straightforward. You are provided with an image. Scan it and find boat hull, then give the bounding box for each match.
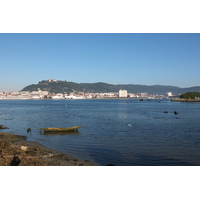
[40,125,81,132]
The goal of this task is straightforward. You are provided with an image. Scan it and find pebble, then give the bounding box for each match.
[21,146,28,151]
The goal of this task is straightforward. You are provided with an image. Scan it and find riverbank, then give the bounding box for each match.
[0,132,99,166]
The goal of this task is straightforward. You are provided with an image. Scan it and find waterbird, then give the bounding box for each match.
[128,124,132,127]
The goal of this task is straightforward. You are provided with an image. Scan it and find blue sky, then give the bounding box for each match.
[0,33,200,91]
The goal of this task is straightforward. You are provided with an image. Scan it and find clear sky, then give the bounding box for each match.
[0,33,200,91]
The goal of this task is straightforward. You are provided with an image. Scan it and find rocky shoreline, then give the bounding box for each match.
[171,99,200,102]
[0,132,99,166]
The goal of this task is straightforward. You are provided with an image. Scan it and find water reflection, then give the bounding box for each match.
[40,131,80,135]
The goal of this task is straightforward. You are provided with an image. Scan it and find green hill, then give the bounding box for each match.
[180,92,200,99]
[21,80,200,95]
[21,80,120,94]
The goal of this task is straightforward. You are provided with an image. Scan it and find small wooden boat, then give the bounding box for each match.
[40,125,81,132]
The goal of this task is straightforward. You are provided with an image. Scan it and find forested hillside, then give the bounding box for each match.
[21,80,200,95]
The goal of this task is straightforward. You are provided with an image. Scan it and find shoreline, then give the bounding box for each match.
[0,97,168,100]
[0,132,99,166]
[171,99,200,102]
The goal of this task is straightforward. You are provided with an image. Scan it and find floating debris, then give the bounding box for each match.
[27,128,31,133]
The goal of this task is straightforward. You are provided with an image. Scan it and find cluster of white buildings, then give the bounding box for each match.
[0,90,49,100]
[0,89,172,100]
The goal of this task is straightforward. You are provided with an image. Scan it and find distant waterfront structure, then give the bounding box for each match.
[30,89,49,99]
[167,92,173,97]
[119,89,128,98]
[51,93,64,99]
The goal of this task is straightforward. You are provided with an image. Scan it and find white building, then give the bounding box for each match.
[140,92,148,97]
[30,90,49,99]
[64,94,85,99]
[51,93,64,99]
[119,89,128,98]
[129,93,137,98]
[48,79,58,82]
[167,92,173,97]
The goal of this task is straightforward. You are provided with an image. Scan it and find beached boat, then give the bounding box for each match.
[40,125,81,132]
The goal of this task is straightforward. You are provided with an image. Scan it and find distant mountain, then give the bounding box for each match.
[21,80,200,95]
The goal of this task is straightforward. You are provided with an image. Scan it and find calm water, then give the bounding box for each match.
[0,99,200,166]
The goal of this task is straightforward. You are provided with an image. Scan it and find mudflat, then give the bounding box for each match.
[0,132,99,166]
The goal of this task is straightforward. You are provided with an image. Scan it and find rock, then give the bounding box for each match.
[10,155,21,166]
[43,153,54,158]
[0,125,8,129]
[21,146,28,151]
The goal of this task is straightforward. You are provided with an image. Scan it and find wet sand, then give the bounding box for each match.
[0,132,99,166]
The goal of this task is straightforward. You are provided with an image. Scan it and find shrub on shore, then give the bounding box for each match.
[180,92,200,99]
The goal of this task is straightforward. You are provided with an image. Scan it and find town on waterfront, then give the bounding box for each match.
[0,79,173,100]
[0,79,175,100]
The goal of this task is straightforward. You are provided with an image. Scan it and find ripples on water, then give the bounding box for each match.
[0,99,200,166]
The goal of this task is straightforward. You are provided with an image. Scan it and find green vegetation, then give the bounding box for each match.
[21,80,120,94]
[20,80,200,95]
[180,92,200,99]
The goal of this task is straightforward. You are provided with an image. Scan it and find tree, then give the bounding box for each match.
[180,92,200,99]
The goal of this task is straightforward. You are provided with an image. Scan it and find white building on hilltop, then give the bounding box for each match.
[119,89,128,98]
[48,79,58,82]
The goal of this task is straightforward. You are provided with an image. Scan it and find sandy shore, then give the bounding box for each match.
[0,132,99,166]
